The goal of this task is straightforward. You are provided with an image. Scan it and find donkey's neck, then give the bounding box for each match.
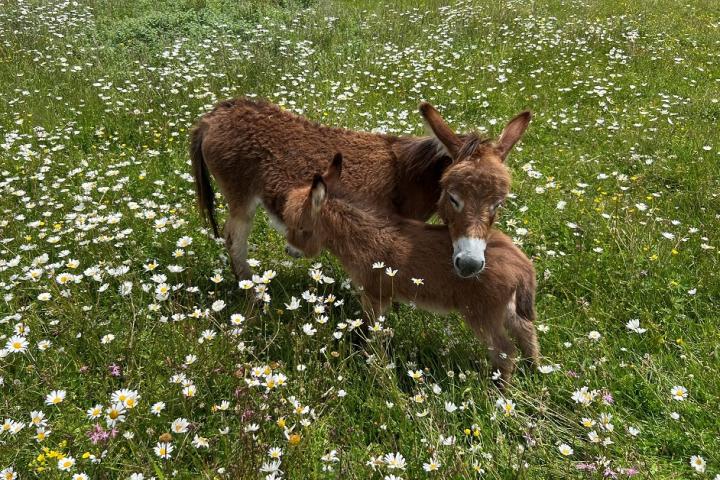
[320,200,395,262]
[390,136,453,219]
[392,136,450,175]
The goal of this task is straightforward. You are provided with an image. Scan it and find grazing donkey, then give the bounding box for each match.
[191,98,530,279]
[282,153,539,386]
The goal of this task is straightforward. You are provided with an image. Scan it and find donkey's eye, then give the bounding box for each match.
[448,193,463,212]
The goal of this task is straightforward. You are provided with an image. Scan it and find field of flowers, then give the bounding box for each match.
[1,0,719,478]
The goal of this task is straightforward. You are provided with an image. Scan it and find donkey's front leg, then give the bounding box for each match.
[361,293,388,321]
[225,202,257,281]
[465,308,516,388]
[359,293,392,334]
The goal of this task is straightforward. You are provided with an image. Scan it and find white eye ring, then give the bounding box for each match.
[448,192,463,212]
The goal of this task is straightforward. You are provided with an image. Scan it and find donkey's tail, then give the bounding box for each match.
[190,122,220,238]
[515,271,536,323]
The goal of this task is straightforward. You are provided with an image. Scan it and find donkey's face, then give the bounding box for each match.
[420,102,531,277]
[282,154,343,258]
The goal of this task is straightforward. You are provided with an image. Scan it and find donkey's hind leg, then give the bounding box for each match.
[225,200,258,281]
[503,292,540,365]
[505,310,540,366]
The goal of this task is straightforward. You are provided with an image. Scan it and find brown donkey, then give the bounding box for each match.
[191,98,530,279]
[283,153,539,386]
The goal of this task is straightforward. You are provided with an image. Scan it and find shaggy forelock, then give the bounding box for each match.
[456,133,492,161]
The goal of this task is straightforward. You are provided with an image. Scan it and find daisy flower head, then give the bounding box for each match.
[5,335,28,354]
[105,402,127,427]
[30,410,46,426]
[57,456,75,471]
[154,441,174,459]
[182,384,197,397]
[284,297,301,311]
[383,452,406,470]
[571,386,597,406]
[176,236,193,248]
[171,417,190,434]
[113,389,140,409]
[192,434,209,448]
[670,385,688,401]
[690,455,706,473]
[625,318,647,334]
[34,427,51,442]
[151,401,166,415]
[86,404,103,419]
[558,444,573,456]
[0,467,17,480]
[496,397,516,416]
[423,458,441,472]
[45,390,66,406]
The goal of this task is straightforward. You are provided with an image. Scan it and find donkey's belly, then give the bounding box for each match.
[411,298,454,315]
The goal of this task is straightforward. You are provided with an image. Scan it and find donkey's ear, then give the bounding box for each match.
[323,152,343,186]
[496,111,531,162]
[310,174,327,215]
[419,102,461,158]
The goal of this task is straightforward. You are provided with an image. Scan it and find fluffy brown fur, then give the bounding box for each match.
[283,154,540,386]
[190,98,531,279]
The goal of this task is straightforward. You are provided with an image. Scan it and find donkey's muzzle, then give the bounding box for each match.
[454,255,485,278]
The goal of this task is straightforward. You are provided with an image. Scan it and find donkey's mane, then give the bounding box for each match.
[393,132,492,180]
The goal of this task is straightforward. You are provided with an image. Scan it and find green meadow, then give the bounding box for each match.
[0,0,718,478]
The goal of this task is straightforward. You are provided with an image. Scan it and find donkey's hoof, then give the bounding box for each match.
[233,265,253,281]
[285,244,303,258]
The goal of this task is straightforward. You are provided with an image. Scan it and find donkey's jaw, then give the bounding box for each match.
[452,236,487,277]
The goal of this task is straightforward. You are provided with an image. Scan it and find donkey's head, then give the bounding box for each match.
[420,102,531,277]
[282,153,343,258]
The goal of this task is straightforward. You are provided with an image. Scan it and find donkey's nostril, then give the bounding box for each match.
[455,256,485,277]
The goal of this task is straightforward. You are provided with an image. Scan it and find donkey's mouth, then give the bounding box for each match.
[453,254,486,278]
[454,263,486,278]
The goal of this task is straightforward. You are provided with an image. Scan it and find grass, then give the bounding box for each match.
[0,0,719,478]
